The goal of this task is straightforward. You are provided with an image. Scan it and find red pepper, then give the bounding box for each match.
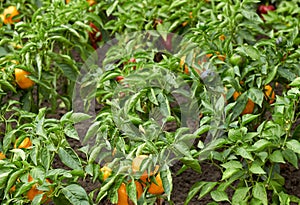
[257,4,275,16]
[162,33,173,51]
[115,76,124,82]
[89,22,102,49]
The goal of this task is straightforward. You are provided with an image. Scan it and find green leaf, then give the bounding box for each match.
[52,192,72,205]
[106,0,119,16]
[35,53,42,80]
[248,88,264,107]
[69,113,91,123]
[127,180,137,205]
[221,168,239,180]
[83,121,100,144]
[61,184,90,205]
[47,169,72,179]
[40,147,50,170]
[290,195,300,203]
[221,161,243,169]
[236,45,260,60]
[157,93,171,117]
[48,36,73,46]
[57,62,79,81]
[194,125,210,135]
[282,149,298,169]
[184,181,204,205]
[232,187,251,205]
[0,168,13,189]
[0,79,17,93]
[289,77,300,87]
[242,114,260,126]
[231,93,248,118]
[32,194,43,205]
[88,146,102,164]
[250,139,271,151]
[198,182,218,199]
[286,140,300,154]
[15,180,37,197]
[148,88,159,105]
[236,147,254,161]
[35,108,47,139]
[278,67,297,81]
[269,150,285,163]
[47,52,79,81]
[3,130,17,153]
[249,162,266,175]
[64,124,79,140]
[96,175,118,202]
[210,190,229,202]
[265,64,278,85]
[253,182,267,205]
[58,147,82,170]
[174,142,192,158]
[181,157,201,173]
[160,168,173,201]
[61,25,81,39]
[278,191,290,205]
[241,10,263,24]
[228,128,246,141]
[170,0,186,9]
[4,169,27,198]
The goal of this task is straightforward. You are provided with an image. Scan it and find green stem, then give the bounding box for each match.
[282,100,297,147]
[266,163,274,185]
